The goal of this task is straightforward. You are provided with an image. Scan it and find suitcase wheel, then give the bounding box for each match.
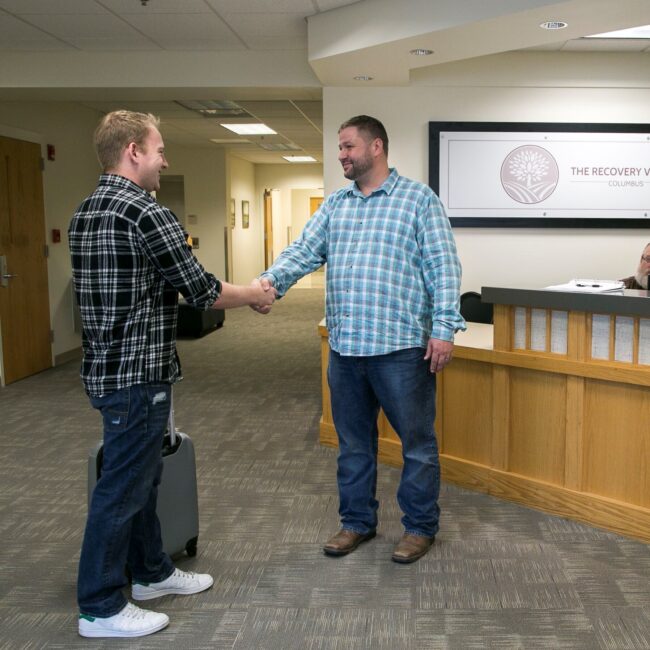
[185,537,198,557]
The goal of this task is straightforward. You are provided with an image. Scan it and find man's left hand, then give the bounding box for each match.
[424,338,453,373]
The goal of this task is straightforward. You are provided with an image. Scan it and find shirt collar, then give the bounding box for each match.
[346,168,399,198]
[99,173,153,199]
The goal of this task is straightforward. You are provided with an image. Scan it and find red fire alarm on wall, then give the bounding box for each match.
[47,144,56,161]
[52,229,61,243]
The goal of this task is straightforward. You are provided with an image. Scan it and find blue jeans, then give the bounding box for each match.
[328,348,440,538]
[78,383,175,617]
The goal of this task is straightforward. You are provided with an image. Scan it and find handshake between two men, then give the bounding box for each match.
[210,276,276,313]
[249,276,276,314]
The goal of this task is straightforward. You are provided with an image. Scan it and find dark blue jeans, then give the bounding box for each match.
[78,383,175,617]
[328,348,440,538]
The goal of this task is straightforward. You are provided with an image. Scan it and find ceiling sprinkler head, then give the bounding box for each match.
[141,0,148,6]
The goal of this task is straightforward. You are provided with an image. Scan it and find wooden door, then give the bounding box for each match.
[310,196,323,216]
[0,135,51,385]
[263,189,273,268]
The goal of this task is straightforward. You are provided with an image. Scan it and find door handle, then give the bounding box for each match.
[0,255,16,288]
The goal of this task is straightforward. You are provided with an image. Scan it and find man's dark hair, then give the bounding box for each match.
[339,115,389,155]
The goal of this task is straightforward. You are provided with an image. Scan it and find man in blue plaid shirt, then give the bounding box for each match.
[70,111,275,638]
[261,115,464,564]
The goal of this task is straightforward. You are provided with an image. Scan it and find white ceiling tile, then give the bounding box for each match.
[123,13,240,43]
[0,0,108,13]
[98,0,211,14]
[0,40,72,50]
[163,40,247,51]
[237,100,302,117]
[20,13,146,38]
[0,13,61,38]
[221,13,307,37]
[206,0,316,14]
[293,100,322,119]
[314,0,360,11]
[240,36,307,51]
[67,36,161,50]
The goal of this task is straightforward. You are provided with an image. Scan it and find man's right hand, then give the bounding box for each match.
[250,278,276,314]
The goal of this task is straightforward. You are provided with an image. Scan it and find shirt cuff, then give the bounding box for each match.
[430,322,457,342]
[260,272,283,297]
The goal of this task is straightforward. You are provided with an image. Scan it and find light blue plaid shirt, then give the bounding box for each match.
[263,169,465,356]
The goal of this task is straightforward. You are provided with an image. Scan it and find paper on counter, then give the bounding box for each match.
[544,279,625,293]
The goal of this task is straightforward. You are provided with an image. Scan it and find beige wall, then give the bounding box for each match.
[323,51,650,294]
[229,156,264,285]
[254,163,323,266]
[164,144,227,280]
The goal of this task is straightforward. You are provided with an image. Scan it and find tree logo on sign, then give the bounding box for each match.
[501,145,559,204]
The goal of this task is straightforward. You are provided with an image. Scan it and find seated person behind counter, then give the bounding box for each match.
[621,242,650,289]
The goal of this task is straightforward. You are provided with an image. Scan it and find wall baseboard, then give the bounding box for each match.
[55,347,82,366]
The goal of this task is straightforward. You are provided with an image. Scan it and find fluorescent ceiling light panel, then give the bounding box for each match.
[220,123,277,135]
[586,24,650,39]
[210,138,251,144]
[283,155,317,163]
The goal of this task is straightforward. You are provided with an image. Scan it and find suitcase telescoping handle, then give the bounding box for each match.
[168,387,177,447]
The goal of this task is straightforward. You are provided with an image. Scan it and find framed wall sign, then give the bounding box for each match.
[241,200,249,229]
[229,198,236,229]
[429,121,650,228]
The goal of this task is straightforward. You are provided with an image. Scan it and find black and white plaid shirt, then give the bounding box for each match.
[69,174,221,397]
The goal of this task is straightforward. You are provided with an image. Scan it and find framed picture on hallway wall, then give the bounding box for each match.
[229,198,236,229]
[429,121,650,228]
[242,200,250,229]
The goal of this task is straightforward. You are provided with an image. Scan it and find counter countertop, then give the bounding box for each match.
[482,286,650,317]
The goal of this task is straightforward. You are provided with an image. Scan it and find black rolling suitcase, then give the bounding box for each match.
[87,391,200,558]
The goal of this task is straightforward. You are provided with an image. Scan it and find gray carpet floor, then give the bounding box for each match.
[1,288,649,649]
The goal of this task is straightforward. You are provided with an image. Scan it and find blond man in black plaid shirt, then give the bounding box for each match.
[70,111,275,638]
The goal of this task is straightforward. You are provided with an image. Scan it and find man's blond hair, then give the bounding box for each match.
[94,110,160,172]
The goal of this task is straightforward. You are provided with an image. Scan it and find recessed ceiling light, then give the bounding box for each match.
[220,123,277,135]
[283,155,317,163]
[586,24,650,39]
[540,20,568,30]
[353,75,373,81]
[410,48,433,56]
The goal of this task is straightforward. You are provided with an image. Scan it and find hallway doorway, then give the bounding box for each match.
[0,135,51,385]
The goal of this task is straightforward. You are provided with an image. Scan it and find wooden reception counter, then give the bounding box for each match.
[319,287,650,543]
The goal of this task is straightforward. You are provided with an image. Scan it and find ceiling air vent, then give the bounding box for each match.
[257,142,302,151]
[175,100,253,119]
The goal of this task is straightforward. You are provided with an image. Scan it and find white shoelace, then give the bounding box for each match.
[121,603,147,620]
[173,569,196,580]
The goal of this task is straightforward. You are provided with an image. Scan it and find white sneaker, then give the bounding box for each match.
[132,568,214,601]
[78,602,169,638]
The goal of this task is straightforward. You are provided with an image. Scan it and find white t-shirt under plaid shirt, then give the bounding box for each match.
[263,169,465,356]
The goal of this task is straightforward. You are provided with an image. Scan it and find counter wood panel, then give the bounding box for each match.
[318,285,650,543]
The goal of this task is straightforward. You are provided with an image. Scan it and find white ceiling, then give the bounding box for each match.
[1,0,649,164]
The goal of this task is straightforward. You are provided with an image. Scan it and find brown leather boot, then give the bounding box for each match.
[391,533,434,563]
[323,529,376,556]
